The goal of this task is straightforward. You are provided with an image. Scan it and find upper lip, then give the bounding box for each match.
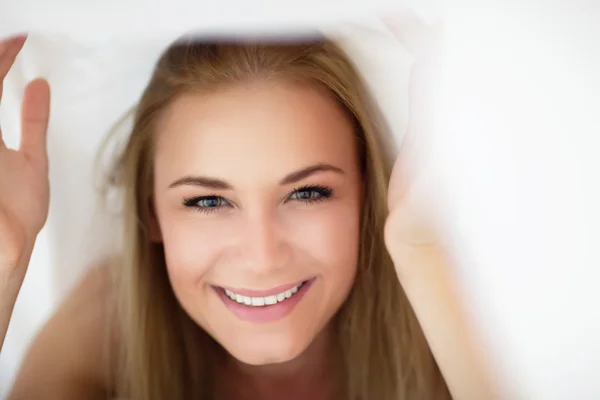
[217,278,311,297]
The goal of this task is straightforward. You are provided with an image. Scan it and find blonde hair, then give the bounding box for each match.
[102,33,450,399]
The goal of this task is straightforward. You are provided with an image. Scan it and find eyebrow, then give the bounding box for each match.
[168,163,345,190]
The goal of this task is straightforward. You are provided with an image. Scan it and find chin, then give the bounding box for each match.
[221,331,312,366]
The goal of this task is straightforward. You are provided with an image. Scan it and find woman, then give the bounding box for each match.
[0,15,499,400]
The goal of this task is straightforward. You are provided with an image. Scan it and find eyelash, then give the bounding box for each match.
[182,185,334,214]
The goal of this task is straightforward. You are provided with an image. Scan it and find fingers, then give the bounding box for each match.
[387,71,434,210]
[0,35,27,102]
[0,35,28,149]
[382,9,442,60]
[382,9,431,56]
[0,35,50,166]
[384,12,444,208]
[20,78,50,166]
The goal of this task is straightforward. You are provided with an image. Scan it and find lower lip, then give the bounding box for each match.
[215,279,314,323]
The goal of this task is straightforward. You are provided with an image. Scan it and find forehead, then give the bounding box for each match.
[153,80,358,186]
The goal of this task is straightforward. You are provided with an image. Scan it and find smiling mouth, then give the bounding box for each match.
[221,280,309,307]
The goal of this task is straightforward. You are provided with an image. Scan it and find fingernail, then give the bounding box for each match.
[11,34,28,48]
[0,34,27,57]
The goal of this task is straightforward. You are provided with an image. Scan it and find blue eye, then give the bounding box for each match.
[198,197,222,208]
[183,185,334,214]
[288,185,334,203]
[183,195,229,213]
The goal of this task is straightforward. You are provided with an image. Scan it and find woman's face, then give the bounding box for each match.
[151,79,362,365]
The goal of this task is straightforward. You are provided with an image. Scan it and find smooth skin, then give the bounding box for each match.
[0,14,500,400]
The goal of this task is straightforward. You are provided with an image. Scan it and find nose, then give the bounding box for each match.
[238,208,289,275]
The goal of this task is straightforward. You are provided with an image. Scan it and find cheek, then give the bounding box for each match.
[158,212,229,289]
[290,202,361,282]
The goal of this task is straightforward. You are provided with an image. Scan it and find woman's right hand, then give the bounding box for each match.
[0,34,51,283]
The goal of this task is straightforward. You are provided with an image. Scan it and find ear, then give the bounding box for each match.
[148,198,163,243]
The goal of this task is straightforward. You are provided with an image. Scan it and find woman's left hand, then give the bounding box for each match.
[383,11,502,400]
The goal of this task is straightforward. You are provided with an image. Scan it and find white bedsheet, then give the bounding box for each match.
[1,1,599,399]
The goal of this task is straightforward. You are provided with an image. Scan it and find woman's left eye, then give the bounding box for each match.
[288,185,334,203]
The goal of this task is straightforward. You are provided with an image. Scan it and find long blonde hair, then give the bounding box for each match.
[103,33,450,399]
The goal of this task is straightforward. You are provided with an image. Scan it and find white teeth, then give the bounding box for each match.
[251,297,265,306]
[223,282,305,307]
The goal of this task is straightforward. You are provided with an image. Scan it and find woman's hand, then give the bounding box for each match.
[0,34,51,350]
[383,11,502,400]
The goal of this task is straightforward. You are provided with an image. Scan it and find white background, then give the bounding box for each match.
[1,0,599,399]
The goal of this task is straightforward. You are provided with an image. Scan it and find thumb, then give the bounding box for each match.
[386,171,439,249]
[20,78,50,166]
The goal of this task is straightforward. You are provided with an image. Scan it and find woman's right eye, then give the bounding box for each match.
[183,196,230,213]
